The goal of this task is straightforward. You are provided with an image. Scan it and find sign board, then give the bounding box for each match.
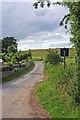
[60,48,69,57]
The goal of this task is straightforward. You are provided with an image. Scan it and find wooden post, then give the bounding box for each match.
[60,48,69,69]
[64,48,66,69]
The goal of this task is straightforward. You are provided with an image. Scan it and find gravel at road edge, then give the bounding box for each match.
[29,75,50,118]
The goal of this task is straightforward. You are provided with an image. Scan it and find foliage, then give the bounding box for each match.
[1,53,6,61]
[15,51,28,63]
[1,37,18,53]
[28,49,32,59]
[36,62,78,118]
[1,49,31,64]
[4,52,13,62]
[5,54,11,62]
[33,0,80,104]
[45,50,63,65]
[11,56,17,64]
[7,45,16,53]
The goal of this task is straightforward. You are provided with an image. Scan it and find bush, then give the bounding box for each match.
[11,56,17,64]
[45,50,63,65]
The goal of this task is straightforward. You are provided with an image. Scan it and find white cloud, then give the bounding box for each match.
[42,41,72,48]
[18,28,72,50]
[18,43,29,51]
[19,39,35,44]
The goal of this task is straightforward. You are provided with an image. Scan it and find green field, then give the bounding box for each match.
[31,48,76,60]
[31,49,48,59]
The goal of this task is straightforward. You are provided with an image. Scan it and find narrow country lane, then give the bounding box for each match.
[1,62,45,118]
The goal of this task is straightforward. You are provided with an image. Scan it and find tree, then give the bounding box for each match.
[33,0,80,104]
[7,45,17,53]
[1,37,18,53]
[5,54,10,62]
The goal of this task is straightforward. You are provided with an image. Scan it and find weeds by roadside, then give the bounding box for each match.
[35,62,78,118]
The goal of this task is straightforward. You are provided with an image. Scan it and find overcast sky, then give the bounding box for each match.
[2,1,72,50]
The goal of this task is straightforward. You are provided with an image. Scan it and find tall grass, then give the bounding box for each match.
[35,62,78,118]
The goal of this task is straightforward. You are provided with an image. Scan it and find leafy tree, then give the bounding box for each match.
[4,52,13,62]
[7,45,17,53]
[33,0,80,104]
[15,52,29,63]
[5,54,10,62]
[16,55,20,64]
[1,37,18,53]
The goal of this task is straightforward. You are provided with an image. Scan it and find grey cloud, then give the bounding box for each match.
[2,2,69,41]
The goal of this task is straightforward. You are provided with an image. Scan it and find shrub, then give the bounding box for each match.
[11,56,17,64]
[45,50,63,65]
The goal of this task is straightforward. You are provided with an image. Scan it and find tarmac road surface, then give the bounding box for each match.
[1,62,44,118]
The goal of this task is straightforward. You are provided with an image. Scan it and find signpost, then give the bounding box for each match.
[60,48,69,69]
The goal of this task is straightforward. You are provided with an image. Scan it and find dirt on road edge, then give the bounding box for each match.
[29,74,51,118]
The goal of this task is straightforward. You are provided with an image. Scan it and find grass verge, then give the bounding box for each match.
[35,63,78,118]
[1,63,35,83]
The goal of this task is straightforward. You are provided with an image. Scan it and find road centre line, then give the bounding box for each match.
[24,74,30,78]
[12,76,31,85]
[11,64,39,85]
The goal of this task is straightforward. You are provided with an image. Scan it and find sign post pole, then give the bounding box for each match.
[64,48,66,69]
[60,48,69,69]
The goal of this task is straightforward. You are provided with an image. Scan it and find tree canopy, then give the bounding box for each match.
[1,37,18,53]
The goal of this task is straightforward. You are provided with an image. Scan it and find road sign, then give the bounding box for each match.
[60,48,69,57]
[60,48,69,69]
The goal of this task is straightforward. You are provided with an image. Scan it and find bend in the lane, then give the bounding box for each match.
[2,62,44,118]
[2,62,44,89]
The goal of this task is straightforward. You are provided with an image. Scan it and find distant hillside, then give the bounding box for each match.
[31,48,76,59]
[17,48,76,60]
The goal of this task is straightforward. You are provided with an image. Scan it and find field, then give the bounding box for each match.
[31,49,48,59]
[31,48,76,60]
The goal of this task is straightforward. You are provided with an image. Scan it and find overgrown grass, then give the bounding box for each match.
[1,63,35,83]
[35,61,78,118]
